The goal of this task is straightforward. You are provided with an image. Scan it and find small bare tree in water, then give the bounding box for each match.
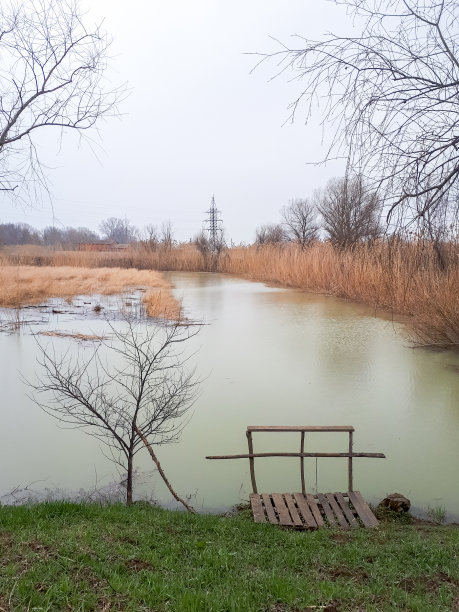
[29,318,200,510]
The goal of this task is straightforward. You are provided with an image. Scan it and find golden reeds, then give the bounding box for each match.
[1,241,457,347]
[0,265,182,321]
[221,242,458,348]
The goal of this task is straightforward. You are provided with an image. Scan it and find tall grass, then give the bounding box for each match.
[0,264,181,320]
[222,242,458,349]
[0,244,205,272]
[1,241,457,348]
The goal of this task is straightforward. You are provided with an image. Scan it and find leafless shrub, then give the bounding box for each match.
[194,230,226,271]
[317,176,381,249]
[160,220,174,251]
[255,223,288,247]
[142,224,160,251]
[281,198,319,248]
[99,218,139,244]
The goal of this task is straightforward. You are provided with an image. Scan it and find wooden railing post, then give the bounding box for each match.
[348,430,353,492]
[246,430,257,493]
[300,431,306,495]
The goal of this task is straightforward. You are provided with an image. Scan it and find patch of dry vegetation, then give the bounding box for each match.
[39,331,108,341]
[143,289,183,320]
[1,241,457,348]
[0,265,182,321]
[0,244,205,272]
[223,242,458,349]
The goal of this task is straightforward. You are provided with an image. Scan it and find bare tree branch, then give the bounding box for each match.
[0,0,126,203]
[259,0,459,224]
[281,198,319,248]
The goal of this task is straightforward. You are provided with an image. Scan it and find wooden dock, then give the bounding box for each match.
[207,425,385,530]
[250,490,379,529]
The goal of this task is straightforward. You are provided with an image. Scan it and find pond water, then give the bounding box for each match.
[1,272,458,520]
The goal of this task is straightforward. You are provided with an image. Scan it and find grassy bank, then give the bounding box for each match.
[0,502,457,611]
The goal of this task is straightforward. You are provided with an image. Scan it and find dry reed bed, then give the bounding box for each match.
[0,265,181,320]
[1,242,457,347]
[222,243,458,348]
[0,245,205,272]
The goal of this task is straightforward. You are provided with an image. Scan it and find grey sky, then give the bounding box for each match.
[1,0,351,244]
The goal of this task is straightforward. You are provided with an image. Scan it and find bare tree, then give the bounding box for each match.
[255,223,287,246]
[0,222,41,245]
[160,220,174,250]
[142,224,159,251]
[194,229,225,271]
[42,225,99,247]
[0,0,124,202]
[317,176,381,249]
[29,318,200,509]
[99,217,138,243]
[413,191,459,269]
[261,0,459,223]
[194,230,212,257]
[281,198,319,248]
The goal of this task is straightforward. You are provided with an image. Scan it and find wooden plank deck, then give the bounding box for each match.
[250,491,378,530]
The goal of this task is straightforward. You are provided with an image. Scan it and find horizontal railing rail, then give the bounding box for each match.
[206,452,385,459]
[206,425,385,494]
[246,426,355,432]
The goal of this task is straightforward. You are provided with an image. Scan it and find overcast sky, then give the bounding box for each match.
[1,0,352,244]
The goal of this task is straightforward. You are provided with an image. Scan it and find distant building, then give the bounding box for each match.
[78,241,117,252]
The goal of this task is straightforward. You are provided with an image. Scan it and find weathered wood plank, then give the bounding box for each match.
[293,493,317,529]
[335,492,358,528]
[317,493,337,527]
[271,493,293,526]
[348,491,379,528]
[251,490,378,530]
[306,493,325,527]
[247,426,355,432]
[250,494,266,523]
[206,452,385,460]
[247,431,257,493]
[348,430,353,491]
[325,493,350,529]
[283,494,304,528]
[300,431,306,496]
[261,494,278,524]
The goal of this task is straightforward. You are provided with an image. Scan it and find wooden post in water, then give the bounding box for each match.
[348,430,353,491]
[246,430,257,493]
[300,431,306,495]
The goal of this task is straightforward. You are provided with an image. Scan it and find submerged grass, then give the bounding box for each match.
[0,502,457,611]
[0,265,182,321]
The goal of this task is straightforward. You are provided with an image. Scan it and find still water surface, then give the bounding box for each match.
[1,273,458,519]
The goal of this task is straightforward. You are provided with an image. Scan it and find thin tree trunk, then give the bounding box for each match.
[134,426,195,513]
[126,452,134,505]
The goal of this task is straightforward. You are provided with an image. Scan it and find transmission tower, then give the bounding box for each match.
[204,195,223,251]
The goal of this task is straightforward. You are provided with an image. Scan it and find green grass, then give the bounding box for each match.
[0,502,457,611]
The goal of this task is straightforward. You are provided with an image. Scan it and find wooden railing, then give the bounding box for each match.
[206,425,386,494]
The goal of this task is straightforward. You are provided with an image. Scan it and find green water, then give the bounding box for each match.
[1,273,458,520]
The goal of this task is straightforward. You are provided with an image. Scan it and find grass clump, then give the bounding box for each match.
[0,502,457,611]
[0,265,182,321]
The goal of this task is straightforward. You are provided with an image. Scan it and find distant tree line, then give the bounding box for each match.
[0,217,176,248]
[0,222,98,247]
[255,175,457,251]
